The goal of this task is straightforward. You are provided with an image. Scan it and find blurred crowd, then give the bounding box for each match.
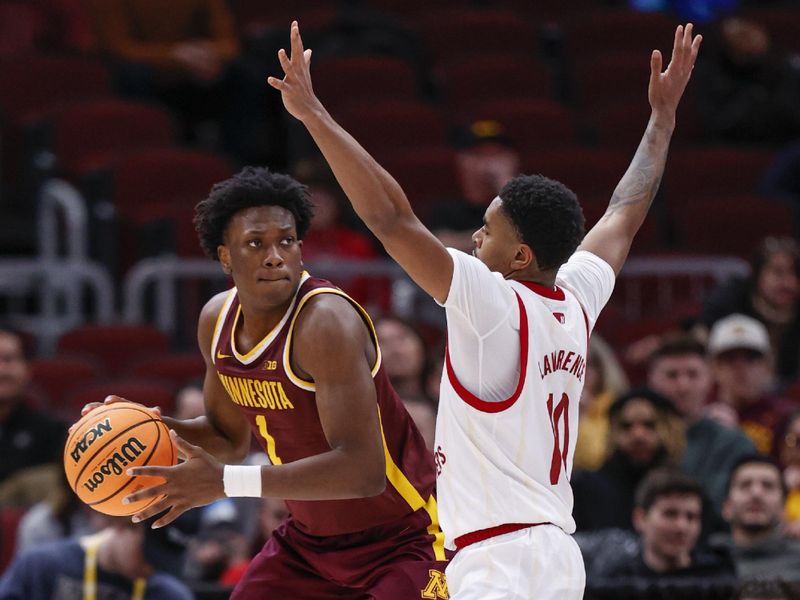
[2,0,800,598]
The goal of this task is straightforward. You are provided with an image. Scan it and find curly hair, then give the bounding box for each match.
[194,166,314,260]
[498,175,585,271]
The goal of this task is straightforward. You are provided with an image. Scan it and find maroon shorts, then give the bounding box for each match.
[231,508,450,599]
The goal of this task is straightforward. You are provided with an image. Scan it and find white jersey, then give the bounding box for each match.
[435,249,615,550]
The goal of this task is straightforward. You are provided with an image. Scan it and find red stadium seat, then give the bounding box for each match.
[380,147,460,217]
[565,10,678,60]
[665,147,778,200]
[29,355,100,410]
[0,3,43,57]
[438,54,554,112]
[574,53,651,106]
[52,99,175,178]
[312,56,419,111]
[57,324,170,377]
[671,195,795,257]
[460,98,579,149]
[336,100,447,160]
[520,148,630,203]
[0,55,111,125]
[127,353,206,390]
[417,9,538,62]
[62,379,177,422]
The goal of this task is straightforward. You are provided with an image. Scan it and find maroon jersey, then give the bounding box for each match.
[211,273,440,540]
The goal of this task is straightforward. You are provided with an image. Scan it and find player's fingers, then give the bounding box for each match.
[304,48,312,67]
[80,402,104,417]
[649,49,662,85]
[128,465,171,479]
[278,48,291,74]
[151,505,186,529]
[123,482,167,507]
[290,21,305,60]
[672,24,684,62]
[130,498,171,524]
[169,429,202,457]
[267,76,287,91]
[690,33,703,63]
[104,395,129,405]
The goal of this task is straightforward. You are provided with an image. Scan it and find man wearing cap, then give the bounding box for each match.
[706,314,795,456]
[0,515,195,599]
[426,120,521,252]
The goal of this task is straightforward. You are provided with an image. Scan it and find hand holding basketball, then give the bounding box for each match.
[124,429,226,528]
[64,402,176,516]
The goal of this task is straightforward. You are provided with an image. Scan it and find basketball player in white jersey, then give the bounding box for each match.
[269,20,702,599]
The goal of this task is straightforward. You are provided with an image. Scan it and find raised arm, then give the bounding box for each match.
[267,22,454,303]
[578,24,702,275]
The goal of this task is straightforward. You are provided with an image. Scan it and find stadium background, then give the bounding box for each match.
[1,0,799,597]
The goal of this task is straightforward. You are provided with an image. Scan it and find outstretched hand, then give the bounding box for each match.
[123,429,225,528]
[267,21,321,123]
[648,23,703,120]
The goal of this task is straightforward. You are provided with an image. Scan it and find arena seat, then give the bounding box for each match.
[63,379,177,422]
[51,99,175,179]
[57,324,170,377]
[564,10,677,60]
[0,2,42,57]
[127,353,206,390]
[438,54,554,111]
[665,147,778,199]
[312,56,420,111]
[29,355,100,410]
[461,98,579,149]
[380,147,460,217]
[336,100,447,159]
[417,9,538,63]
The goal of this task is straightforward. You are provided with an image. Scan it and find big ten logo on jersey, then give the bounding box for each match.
[421,569,449,599]
[217,373,294,411]
[263,360,277,370]
[434,445,446,476]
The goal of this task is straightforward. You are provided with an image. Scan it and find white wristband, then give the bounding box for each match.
[223,465,262,497]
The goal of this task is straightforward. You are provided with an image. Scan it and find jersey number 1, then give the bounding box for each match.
[547,392,570,485]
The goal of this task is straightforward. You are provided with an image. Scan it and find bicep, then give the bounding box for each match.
[294,302,382,454]
[375,214,454,304]
[577,213,633,276]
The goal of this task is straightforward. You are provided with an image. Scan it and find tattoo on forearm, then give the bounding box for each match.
[603,127,668,220]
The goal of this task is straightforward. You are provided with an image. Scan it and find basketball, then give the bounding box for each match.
[63,402,177,516]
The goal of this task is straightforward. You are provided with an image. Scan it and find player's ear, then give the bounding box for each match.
[632,507,646,533]
[510,243,535,272]
[218,245,232,274]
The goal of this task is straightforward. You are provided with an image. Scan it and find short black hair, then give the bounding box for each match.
[649,333,707,367]
[609,387,679,420]
[498,175,585,271]
[726,454,784,497]
[635,468,703,511]
[194,166,314,260]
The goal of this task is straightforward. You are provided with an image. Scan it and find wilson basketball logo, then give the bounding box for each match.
[82,436,148,493]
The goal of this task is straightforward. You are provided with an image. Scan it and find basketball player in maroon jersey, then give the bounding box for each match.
[83,168,449,598]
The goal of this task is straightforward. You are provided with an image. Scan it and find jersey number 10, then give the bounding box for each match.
[547,392,570,485]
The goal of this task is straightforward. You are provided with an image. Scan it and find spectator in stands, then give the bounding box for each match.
[574,335,630,471]
[0,328,67,506]
[173,379,206,420]
[648,334,757,516]
[0,515,195,599]
[712,455,800,582]
[573,388,685,531]
[375,316,429,400]
[697,236,800,384]
[401,395,436,452]
[779,411,800,536]
[694,16,800,145]
[14,471,98,555]
[425,120,520,253]
[87,0,269,163]
[705,315,794,456]
[585,468,737,600]
[736,579,800,600]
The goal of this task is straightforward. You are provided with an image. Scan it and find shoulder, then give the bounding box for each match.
[294,292,366,341]
[199,289,234,325]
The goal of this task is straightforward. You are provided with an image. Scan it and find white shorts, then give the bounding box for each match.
[446,524,585,600]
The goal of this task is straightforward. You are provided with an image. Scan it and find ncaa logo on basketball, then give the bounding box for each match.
[69,418,112,463]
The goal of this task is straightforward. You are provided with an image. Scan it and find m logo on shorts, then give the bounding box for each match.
[421,569,448,599]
